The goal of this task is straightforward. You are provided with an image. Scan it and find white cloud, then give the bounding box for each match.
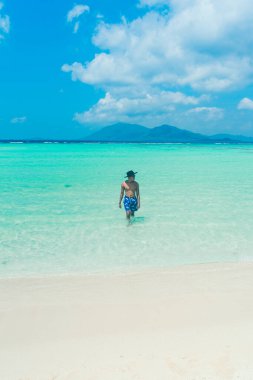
[63,1,253,92]
[11,116,27,124]
[238,97,253,110]
[67,4,89,22]
[73,21,80,33]
[74,90,208,125]
[67,4,89,33]
[0,2,10,39]
[187,107,224,120]
[62,0,253,125]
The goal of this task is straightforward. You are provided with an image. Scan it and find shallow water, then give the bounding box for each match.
[1,142,253,277]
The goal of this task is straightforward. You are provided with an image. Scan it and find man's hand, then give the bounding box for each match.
[119,202,122,208]
[137,203,140,209]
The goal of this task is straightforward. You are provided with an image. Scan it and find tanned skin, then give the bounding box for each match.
[119,175,140,220]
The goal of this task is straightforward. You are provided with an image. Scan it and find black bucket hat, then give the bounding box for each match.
[125,170,138,178]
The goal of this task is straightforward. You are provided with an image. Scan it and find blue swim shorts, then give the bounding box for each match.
[123,196,138,212]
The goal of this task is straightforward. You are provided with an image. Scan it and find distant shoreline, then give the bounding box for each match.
[1,140,253,144]
[2,122,253,144]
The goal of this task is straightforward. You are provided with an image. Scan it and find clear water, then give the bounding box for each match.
[1,142,253,278]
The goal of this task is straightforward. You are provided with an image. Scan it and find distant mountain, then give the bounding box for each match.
[2,123,253,144]
[86,123,213,143]
[143,124,211,142]
[209,133,253,143]
[85,123,148,142]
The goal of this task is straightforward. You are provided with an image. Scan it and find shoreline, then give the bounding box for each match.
[1,261,253,379]
[0,259,251,281]
[2,140,253,144]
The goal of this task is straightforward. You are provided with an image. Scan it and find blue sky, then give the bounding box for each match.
[1,0,253,139]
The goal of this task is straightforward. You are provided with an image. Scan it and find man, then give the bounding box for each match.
[119,170,140,221]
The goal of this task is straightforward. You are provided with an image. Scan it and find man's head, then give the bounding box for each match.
[125,170,137,181]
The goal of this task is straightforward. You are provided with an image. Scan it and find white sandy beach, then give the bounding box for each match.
[0,262,253,380]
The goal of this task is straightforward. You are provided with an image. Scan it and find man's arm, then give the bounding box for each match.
[119,185,124,208]
[136,182,140,208]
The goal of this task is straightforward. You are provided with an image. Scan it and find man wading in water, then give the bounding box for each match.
[119,170,140,222]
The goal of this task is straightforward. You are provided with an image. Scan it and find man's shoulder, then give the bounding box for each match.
[134,181,139,186]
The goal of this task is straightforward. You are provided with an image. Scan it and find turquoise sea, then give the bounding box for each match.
[1,142,253,278]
